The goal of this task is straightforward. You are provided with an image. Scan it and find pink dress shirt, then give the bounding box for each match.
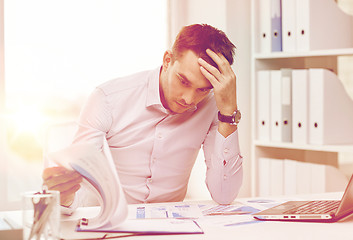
[73,67,243,205]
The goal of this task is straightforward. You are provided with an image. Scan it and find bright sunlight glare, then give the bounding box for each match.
[8,105,46,136]
[3,104,47,162]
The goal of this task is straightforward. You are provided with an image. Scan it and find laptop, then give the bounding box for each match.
[253,174,353,222]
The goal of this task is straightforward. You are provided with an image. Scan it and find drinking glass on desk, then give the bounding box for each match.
[22,190,60,240]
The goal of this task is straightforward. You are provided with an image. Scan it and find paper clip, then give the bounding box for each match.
[80,218,89,226]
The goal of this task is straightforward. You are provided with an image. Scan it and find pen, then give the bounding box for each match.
[224,220,261,227]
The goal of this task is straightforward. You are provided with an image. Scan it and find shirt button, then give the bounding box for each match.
[147,178,153,183]
[224,148,229,153]
[223,175,227,180]
[157,133,163,139]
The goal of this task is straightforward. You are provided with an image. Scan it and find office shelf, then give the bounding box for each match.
[254,48,353,59]
[254,141,353,153]
[250,0,353,197]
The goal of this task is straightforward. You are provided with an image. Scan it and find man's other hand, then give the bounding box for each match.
[42,166,82,207]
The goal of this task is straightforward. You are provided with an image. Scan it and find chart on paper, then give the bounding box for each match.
[128,204,203,219]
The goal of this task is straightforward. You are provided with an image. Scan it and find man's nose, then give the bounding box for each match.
[182,90,196,105]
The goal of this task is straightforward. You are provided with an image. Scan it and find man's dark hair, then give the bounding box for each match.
[172,24,236,68]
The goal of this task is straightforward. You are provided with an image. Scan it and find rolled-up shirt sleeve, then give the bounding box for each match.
[203,125,243,205]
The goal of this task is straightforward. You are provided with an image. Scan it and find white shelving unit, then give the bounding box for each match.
[250,0,353,196]
[255,48,353,59]
[254,141,353,153]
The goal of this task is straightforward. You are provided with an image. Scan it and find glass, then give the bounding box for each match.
[22,190,60,240]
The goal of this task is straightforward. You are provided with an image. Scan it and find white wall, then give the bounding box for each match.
[187,0,227,30]
[173,0,252,199]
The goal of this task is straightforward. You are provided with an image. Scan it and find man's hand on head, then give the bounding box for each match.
[198,49,237,116]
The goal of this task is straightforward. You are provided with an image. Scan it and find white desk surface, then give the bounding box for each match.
[2,192,353,240]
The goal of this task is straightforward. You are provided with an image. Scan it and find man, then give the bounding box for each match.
[43,24,243,213]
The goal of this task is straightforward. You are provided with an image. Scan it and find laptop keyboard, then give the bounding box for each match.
[284,200,340,214]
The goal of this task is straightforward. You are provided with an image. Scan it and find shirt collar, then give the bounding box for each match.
[146,66,197,113]
[146,66,164,109]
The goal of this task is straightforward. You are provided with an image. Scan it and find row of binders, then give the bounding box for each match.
[258,158,348,197]
[256,0,353,53]
[256,68,353,145]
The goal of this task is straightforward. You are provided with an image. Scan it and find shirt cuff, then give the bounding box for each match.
[214,129,241,163]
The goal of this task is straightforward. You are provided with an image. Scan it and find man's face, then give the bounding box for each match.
[160,50,213,114]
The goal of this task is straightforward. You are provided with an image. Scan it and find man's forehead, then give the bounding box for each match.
[173,50,213,88]
[176,70,213,89]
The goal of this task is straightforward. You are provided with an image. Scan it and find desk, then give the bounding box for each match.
[2,192,353,240]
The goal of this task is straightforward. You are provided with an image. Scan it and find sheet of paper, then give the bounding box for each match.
[244,198,298,210]
[196,201,264,228]
[199,201,262,216]
[128,203,203,219]
[77,219,203,234]
[198,214,263,228]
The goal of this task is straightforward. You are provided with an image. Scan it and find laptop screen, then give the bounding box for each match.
[335,175,353,219]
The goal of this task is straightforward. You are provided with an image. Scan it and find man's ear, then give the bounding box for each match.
[162,50,173,70]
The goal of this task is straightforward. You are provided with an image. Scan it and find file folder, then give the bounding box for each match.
[270,159,348,195]
[258,157,271,197]
[281,0,296,52]
[325,165,349,192]
[283,159,297,195]
[308,68,353,145]
[256,71,271,141]
[292,69,309,144]
[280,68,292,142]
[296,0,353,51]
[295,160,311,194]
[270,158,284,196]
[258,0,272,53]
[295,0,309,52]
[300,161,347,194]
[76,218,204,235]
[271,0,282,52]
[310,162,325,194]
[259,158,285,196]
[270,70,282,142]
[310,163,347,194]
